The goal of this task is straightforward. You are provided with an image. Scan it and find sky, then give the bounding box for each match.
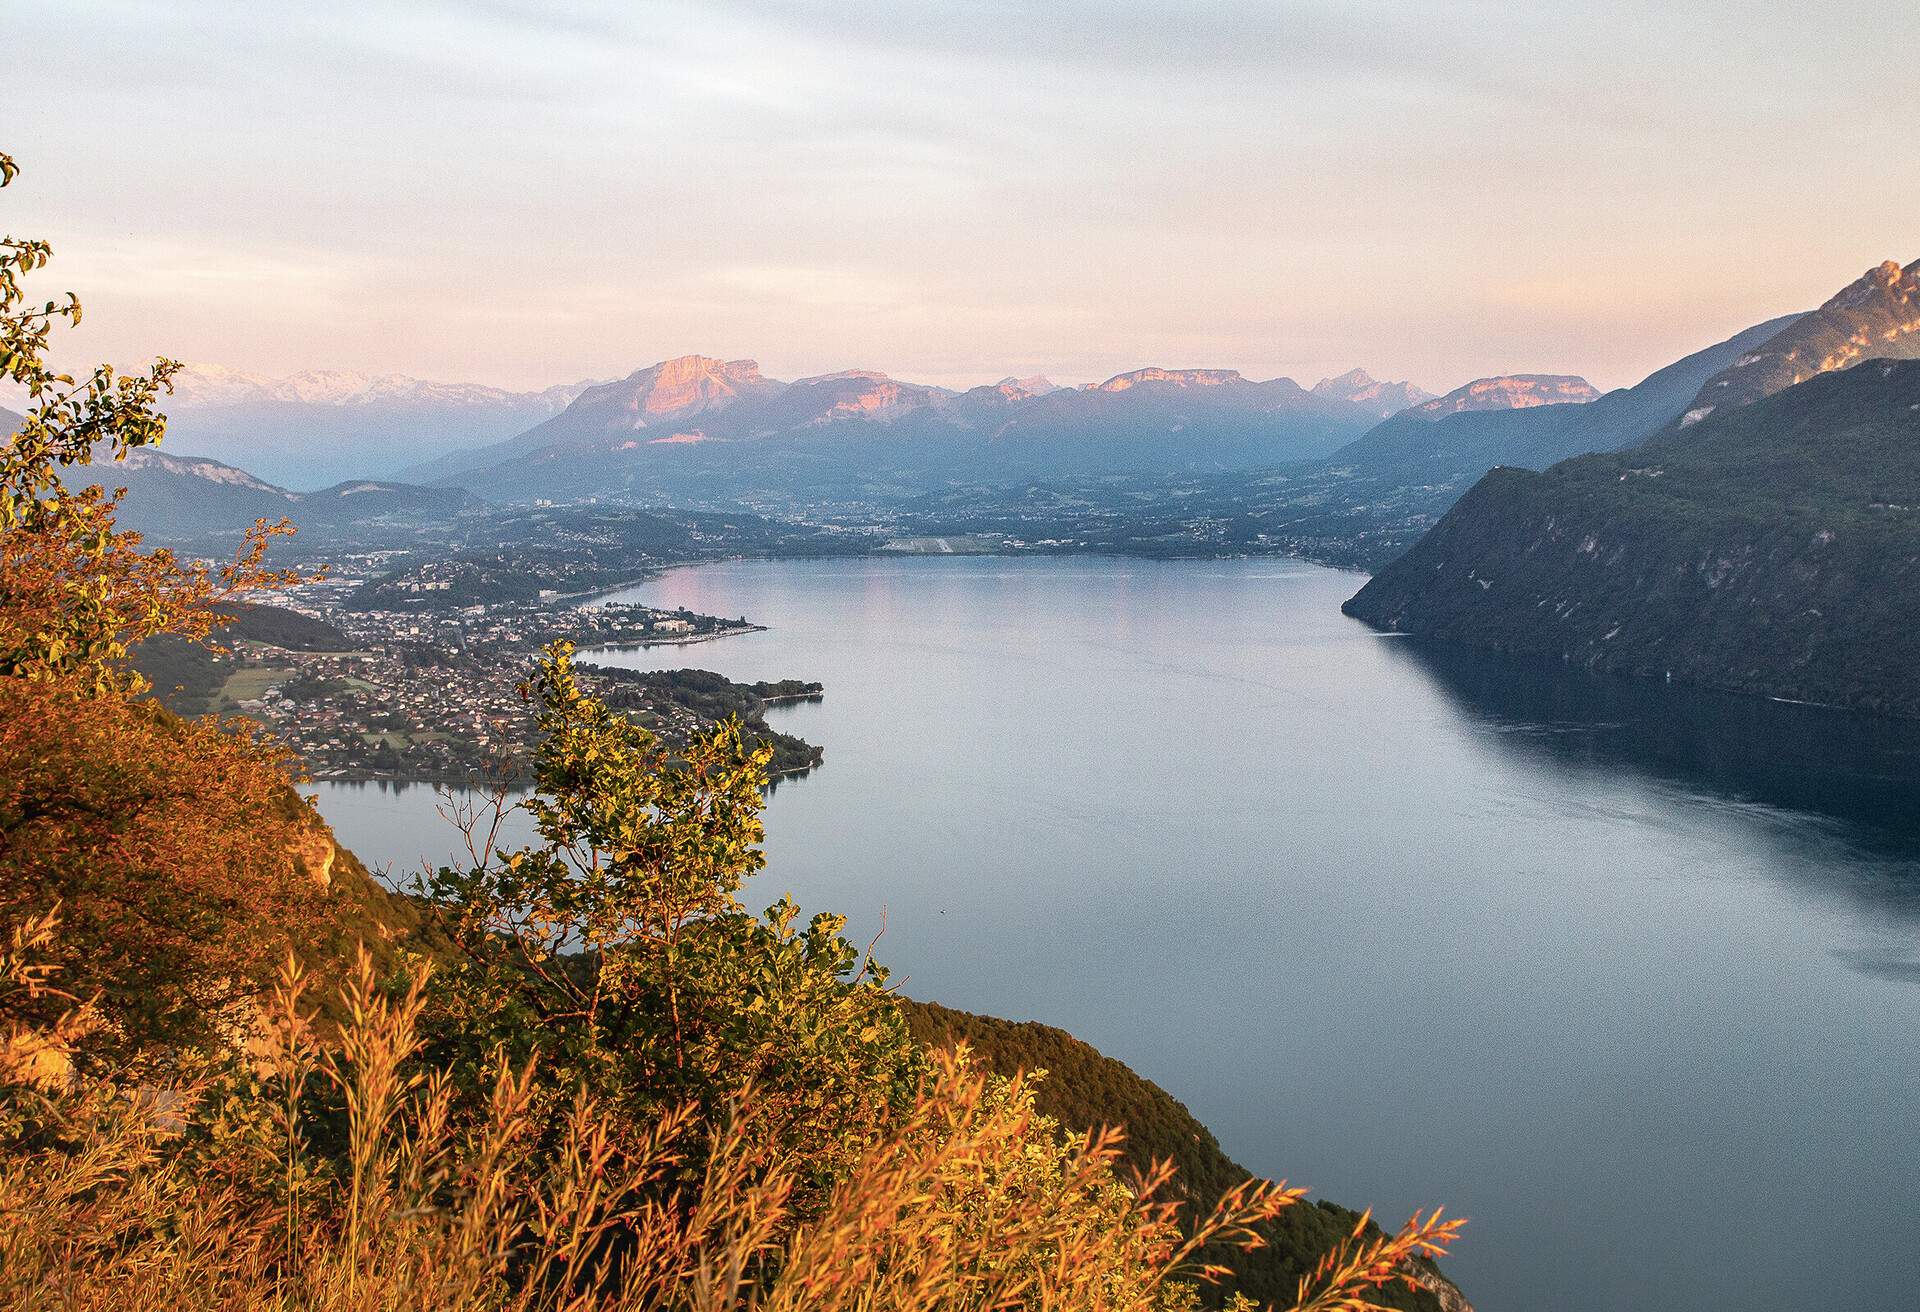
[11,0,1920,395]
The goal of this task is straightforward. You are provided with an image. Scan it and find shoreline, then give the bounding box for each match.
[307,752,820,790]
[552,573,658,605]
[579,623,766,653]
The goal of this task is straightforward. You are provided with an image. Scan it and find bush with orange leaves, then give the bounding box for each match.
[0,677,342,1067]
[0,147,339,1070]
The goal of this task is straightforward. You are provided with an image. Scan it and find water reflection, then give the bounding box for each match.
[1381,639,1920,837]
[310,558,1920,1312]
[1379,636,1920,959]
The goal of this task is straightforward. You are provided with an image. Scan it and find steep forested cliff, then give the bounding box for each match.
[901,1000,1465,1312]
[1344,360,1920,717]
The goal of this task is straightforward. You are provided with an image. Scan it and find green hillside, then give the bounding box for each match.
[900,999,1456,1311]
[134,603,353,714]
[1345,359,1920,716]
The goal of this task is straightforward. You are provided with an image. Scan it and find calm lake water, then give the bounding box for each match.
[313,556,1920,1312]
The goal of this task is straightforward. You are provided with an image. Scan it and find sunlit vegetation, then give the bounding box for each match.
[0,149,1461,1310]
[902,1002,1453,1311]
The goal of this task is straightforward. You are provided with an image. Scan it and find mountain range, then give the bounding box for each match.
[1666,257,1920,426]
[147,364,600,490]
[100,447,477,544]
[400,357,1437,503]
[1345,259,1920,715]
[25,251,1920,730]
[1326,320,1805,487]
[1340,256,1920,495]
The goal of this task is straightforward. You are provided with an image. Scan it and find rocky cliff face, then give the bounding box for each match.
[1091,366,1251,391]
[1676,258,1920,425]
[1405,374,1600,418]
[772,371,952,427]
[562,355,782,431]
[288,822,337,890]
[1408,1261,1476,1312]
[987,375,1059,400]
[1312,367,1436,417]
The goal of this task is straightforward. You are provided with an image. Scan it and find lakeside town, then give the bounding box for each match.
[139,562,822,784]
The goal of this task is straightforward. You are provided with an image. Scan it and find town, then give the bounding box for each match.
[138,571,822,785]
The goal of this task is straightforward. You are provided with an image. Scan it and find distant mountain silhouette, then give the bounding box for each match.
[414,355,1393,503]
[149,364,599,490]
[1329,317,1803,485]
[92,447,475,545]
[1310,367,1434,418]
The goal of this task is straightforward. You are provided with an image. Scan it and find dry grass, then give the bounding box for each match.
[0,942,1461,1312]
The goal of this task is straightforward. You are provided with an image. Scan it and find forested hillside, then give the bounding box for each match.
[901,1000,1460,1311]
[1345,360,1920,716]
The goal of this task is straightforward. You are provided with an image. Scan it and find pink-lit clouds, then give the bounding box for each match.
[11,0,1919,395]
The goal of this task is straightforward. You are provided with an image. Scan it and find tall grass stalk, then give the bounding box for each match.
[1,940,1460,1312]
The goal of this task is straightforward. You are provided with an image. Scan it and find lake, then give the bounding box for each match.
[312,556,1920,1312]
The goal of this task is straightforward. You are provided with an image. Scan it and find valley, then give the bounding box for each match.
[113,257,1920,729]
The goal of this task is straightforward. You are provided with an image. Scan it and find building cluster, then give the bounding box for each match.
[222,585,758,783]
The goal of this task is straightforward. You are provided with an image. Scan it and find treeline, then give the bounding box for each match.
[592,665,825,775]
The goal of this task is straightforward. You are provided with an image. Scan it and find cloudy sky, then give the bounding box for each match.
[13,0,1919,393]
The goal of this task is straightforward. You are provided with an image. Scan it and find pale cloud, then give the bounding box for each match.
[8,0,1919,394]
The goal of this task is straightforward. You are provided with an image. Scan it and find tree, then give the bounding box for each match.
[0,144,1462,1312]
[0,150,334,1064]
[420,641,921,1205]
[0,154,304,694]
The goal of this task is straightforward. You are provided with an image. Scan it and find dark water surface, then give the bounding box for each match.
[313,557,1920,1312]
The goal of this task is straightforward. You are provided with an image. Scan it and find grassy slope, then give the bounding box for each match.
[136,603,353,715]
[298,843,1459,1312]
